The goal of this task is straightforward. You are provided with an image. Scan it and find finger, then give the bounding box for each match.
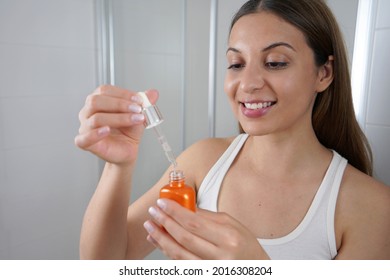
[144,220,201,260]
[194,209,268,259]
[156,200,241,250]
[146,234,162,250]
[196,208,236,224]
[79,88,159,121]
[157,199,224,239]
[85,112,145,130]
[74,126,110,150]
[94,85,159,104]
[93,85,139,100]
[144,89,159,105]
[152,201,268,260]
[148,203,220,259]
[81,94,143,119]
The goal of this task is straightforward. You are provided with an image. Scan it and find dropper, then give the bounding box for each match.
[153,125,177,168]
[137,91,178,168]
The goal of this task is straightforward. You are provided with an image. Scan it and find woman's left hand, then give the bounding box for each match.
[143,199,270,260]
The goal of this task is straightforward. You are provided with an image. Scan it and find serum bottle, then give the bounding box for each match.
[160,170,196,212]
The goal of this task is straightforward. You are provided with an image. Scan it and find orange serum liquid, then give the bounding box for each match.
[160,170,196,212]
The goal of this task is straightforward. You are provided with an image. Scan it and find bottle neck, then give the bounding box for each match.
[169,170,185,187]
[169,179,185,187]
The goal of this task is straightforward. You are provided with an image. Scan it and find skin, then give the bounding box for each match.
[75,11,390,259]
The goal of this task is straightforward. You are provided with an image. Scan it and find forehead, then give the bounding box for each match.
[229,12,308,51]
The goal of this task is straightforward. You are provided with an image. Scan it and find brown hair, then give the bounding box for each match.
[231,0,373,175]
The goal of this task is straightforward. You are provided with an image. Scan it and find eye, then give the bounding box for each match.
[265,61,288,69]
[227,63,245,70]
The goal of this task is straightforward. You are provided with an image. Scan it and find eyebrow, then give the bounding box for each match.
[226,42,296,54]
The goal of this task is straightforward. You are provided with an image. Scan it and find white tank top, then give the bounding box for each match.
[197,134,348,260]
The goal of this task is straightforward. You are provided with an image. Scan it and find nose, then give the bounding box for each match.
[239,64,265,93]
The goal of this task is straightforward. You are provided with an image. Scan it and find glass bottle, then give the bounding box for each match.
[160,170,196,212]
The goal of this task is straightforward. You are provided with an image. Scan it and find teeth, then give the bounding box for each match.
[244,102,273,110]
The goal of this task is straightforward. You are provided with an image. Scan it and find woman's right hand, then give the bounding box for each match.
[74,85,158,165]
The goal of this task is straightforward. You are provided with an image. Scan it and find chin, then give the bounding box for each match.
[239,124,268,136]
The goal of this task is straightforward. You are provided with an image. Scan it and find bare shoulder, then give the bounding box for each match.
[176,136,237,189]
[336,164,390,259]
[340,165,390,212]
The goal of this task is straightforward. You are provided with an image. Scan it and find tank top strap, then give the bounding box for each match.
[197,134,249,211]
[326,151,348,258]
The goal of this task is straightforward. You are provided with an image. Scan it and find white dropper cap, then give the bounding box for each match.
[137,91,164,129]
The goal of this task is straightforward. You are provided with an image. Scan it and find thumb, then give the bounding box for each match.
[145,89,159,105]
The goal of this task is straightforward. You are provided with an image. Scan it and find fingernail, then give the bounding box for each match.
[128,104,142,113]
[148,206,159,219]
[157,199,167,210]
[97,126,110,136]
[131,114,145,122]
[131,95,143,104]
[143,221,155,234]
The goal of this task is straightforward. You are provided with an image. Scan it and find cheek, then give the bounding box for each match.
[224,74,238,99]
[277,70,317,100]
[224,75,241,116]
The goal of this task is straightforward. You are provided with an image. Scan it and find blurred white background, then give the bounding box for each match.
[0,0,388,259]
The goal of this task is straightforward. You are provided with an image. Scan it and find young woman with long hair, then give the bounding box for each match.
[75,0,389,259]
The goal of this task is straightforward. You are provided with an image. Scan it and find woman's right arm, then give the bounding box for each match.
[74,85,159,259]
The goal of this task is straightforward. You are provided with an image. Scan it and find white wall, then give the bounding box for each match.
[326,0,359,68]
[364,0,390,185]
[0,0,100,259]
[0,0,387,261]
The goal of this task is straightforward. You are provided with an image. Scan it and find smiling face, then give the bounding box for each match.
[224,11,331,137]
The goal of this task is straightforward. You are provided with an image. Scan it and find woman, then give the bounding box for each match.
[75,0,390,259]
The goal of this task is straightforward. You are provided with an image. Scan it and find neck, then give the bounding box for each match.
[242,128,331,178]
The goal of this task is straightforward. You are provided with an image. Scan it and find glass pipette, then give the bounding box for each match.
[152,125,177,168]
[137,91,178,168]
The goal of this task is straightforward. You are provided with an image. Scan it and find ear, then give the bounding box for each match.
[316,55,334,93]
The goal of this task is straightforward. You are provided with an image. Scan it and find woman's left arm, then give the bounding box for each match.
[143,198,270,260]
